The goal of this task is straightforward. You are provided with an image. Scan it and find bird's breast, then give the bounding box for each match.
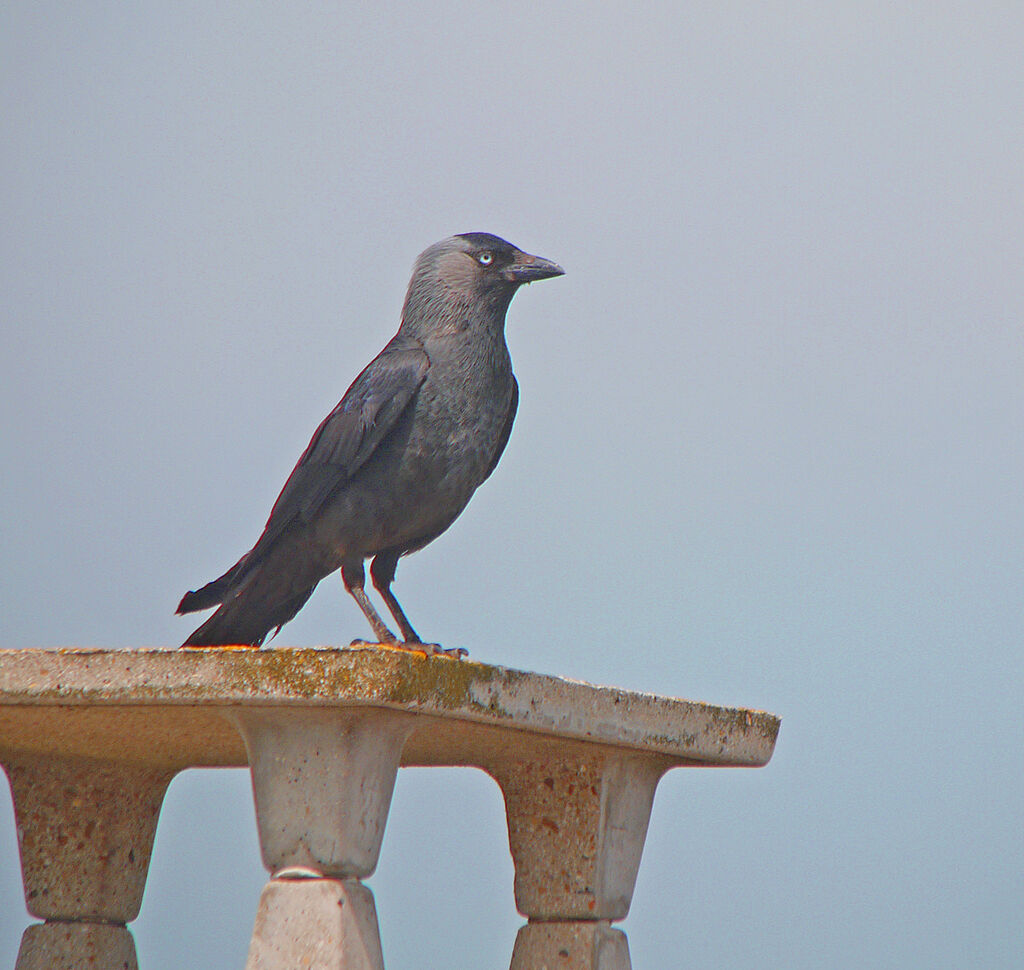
[411,343,514,484]
[315,334,515,558]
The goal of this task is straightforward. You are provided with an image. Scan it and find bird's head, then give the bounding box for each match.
[402,233,563,331]
[450,232,565,287]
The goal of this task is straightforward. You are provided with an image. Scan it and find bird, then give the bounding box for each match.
[177,232,563,653]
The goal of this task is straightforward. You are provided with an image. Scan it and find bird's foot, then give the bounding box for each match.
[348,638,467,659]
[417,642,468,660]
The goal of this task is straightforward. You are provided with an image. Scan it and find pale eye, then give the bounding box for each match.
[477,252,494,266]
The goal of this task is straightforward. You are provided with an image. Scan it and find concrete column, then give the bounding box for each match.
[3,755,176,970]
[232,708,414,970]
[490,750,668,970]
[509,921,630,970]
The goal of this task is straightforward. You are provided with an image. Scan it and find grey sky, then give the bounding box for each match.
[2,3,1022,968]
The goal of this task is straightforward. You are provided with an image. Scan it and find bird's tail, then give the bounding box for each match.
[176,552,253,615]
[181,582,317,647]
[177,541,323,647]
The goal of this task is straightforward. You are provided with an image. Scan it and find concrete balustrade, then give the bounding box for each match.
[5,755,175,970]
[492,751,667,970]
[0,646,780,969]
[235,708,414,970]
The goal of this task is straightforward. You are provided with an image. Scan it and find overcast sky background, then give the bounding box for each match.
[1,3,1022,968]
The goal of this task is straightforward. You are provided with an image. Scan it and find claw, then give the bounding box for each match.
[347,638,467,660]
[422,643,468,660]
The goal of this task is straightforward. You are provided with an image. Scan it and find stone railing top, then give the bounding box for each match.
[0,646,779,772]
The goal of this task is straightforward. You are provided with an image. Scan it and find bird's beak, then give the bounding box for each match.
[504,252,565,284]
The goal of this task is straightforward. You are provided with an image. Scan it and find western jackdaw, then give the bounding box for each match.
[177,232,563,652]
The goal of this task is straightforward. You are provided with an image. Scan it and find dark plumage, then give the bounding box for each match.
[177,233,563,651]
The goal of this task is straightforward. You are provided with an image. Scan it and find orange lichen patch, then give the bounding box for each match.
[179,643,259,651]
[370,641,432,659]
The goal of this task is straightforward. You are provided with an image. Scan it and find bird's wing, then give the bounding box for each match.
[482,375,518,483]
[252,332,430,554]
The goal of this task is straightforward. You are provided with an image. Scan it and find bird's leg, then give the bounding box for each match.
[370,552,421,642]
[341,562,398,644]
[370,553,468,659]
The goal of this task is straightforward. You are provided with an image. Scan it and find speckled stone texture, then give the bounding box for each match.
[16,921,138,970]
[233,708,413,878]
[245,878,384,970]
[491,752,665,921]
[4,756,174,921]
[510,921,631,970]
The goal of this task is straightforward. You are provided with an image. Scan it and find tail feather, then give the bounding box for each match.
[179,535,326,646]
[177,552,254,615]
[182,582,317,647]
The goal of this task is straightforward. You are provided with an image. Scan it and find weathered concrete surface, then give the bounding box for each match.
[234,708,413,878]
[16,921,138,970]
[245,878,384,970]
[0,646,780,969]
[0,646,780,771]
[510,920,630,970]
[4,756,175,921]
[491,752,664,921]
